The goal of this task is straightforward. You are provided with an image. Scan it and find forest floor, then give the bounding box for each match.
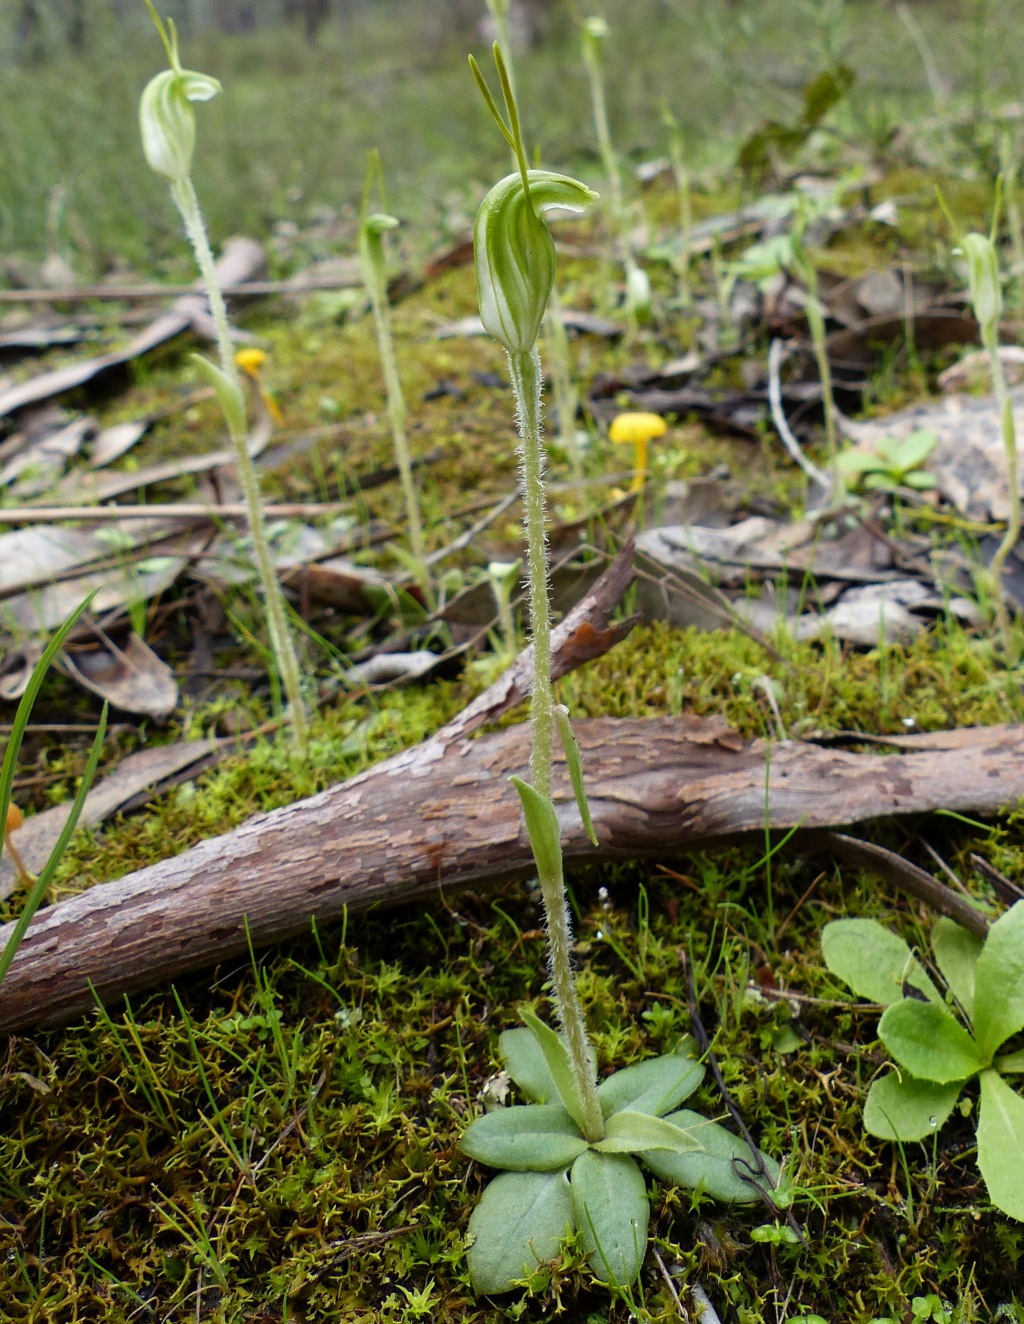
[2,3,1024,1321]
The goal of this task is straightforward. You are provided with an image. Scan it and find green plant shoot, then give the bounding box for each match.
[581,16,651,329]
[789,209,842,501]
[0,596,107,990]
[962,227,1019,649]
[822,905,1024,1220]
[139,1,308,755]
[463,45,782,1294]
[469,44,600,1133]
[359,149,431,602]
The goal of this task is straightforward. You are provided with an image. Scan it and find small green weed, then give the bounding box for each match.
[822,904,1024,1221]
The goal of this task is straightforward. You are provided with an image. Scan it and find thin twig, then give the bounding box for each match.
[810,832,989,936]
[970,853,1024,905]
[767,338,830,490]
[0,501,352,525]
[681,948,807,1246]
[424,486,522,567]
[652,1246,691,1321]
[918,839,973,898]
[0,275,363,304]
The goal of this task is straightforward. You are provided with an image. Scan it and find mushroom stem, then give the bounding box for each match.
[4,805,32,888]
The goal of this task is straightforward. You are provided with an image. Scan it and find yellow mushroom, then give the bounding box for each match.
[4,801,32,887]
[608,411,667,493]
[234,347,283,425]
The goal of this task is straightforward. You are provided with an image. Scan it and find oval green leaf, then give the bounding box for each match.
[467,1169,573,1294]
[597,1051,705,1119]
[863,1071,962,1142]
[972,901,1024,1061]
[570,1150,649,1287]
[593,1110,700,1156]
[499,1026,556,1103]
[977,1069,1024,1221]
[459,1103,586,1171]
[878,999,983,1082]
[931,917,983,1021]
[642,1110,781,1204]
[821,918,939,1006]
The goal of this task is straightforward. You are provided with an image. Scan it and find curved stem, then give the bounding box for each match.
[170,178,308,755]
[367,283,431,602]
[985,326,1019,652]
[583,44,636,336]
[508,347,604,1142]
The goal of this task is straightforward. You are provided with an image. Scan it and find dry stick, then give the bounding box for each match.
[0,502,353,525]
[970,853,1024,905]
[808,832,988,937]
[424,485,522,567]
[680,949,807,1247]
[767,338,829,490]
[651,1247,691,1322]
[0,275,364,304]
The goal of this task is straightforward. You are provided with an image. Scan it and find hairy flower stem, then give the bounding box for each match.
[508,346,604,1143]
[366,282,431,602]
[983,324,1020,651]
[170,177,308,755]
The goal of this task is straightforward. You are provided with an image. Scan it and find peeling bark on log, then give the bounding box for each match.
[0,541,1020,1033]
[2,712,1022,1033]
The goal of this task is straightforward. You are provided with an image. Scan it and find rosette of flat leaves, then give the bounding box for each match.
[139,2,221,184]
[822,903,1024,1220]
[460,1009,782,1294]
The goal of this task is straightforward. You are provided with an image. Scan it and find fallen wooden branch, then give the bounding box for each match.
[2,707,1019,1032]
[1,550,1019,1032]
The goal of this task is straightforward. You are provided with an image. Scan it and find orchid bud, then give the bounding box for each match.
[475,169,596,353]
[359,212,400,303]
[486,559,522,601]
[625,261,652,323]
[963,232,1003,331]
[470,45,597,354]
[581,15,608,68]
[138,9,221,183]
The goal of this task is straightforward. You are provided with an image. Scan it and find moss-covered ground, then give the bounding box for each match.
[4,2,1024,1320]
[6,618,1024,1324]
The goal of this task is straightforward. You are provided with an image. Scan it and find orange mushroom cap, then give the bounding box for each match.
[6,802,23,833]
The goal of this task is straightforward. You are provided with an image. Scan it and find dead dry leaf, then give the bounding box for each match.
[0,735,220,899]
[58,630,177,719]
[0,237,264,420]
